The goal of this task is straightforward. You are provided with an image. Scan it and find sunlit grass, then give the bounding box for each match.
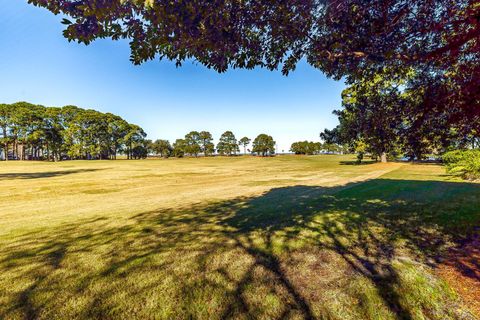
[0,156,478,319]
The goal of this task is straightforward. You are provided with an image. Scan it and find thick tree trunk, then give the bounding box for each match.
[381,152,387,163]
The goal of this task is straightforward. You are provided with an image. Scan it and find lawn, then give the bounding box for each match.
[0,155,479,319]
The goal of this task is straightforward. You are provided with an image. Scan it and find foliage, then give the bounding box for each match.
[199,131,215,156]
[290,141,322,155]
[330,76,403,161]
[146,132,270,158]
[172,139,186,158]
[0,102,147,161]
[252,134,275,156]
[22,1,480,164]
[239,137,251,155]
[354,139,367,164]
[216,131,239,156]
[131,145,148,159]
[123,124,147,160]
[184,131,202,157]
[443,150,480,180]
[323,72,480,162]
[28,0,480,128]
[151,139,173,158]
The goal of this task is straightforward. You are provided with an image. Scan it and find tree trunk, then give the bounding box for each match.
[381,152,387,163]
[2,127,7,161]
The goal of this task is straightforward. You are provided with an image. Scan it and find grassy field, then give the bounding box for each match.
[0,155,479,319]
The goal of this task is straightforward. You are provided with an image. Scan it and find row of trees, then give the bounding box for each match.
[290,141,347,155]
[290,141,322,155]
[34,0,479,165]
[0,102,148,161]
[147,132,276,157]
[0,103,278,161]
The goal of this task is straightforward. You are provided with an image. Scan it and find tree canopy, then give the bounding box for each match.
[252,134,275,156]
[151,139,172,158]
[28,1,479,114]
[0,102,147,161]
[199,131,215,156]
[184,131,202,157]
[172,138,186,158]
[217,131,239,156]
[27,1,479,152]
[323,71,480,162]
[239,137,251,155]
[290,141,322,155]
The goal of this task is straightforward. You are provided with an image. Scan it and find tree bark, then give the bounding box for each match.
[381,152,387,163]
[2,126,7,161]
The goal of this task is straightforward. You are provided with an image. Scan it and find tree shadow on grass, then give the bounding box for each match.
[219,179,480,319]
[0,179,479,319]
[0,168,108,180]
[339,160,377,165]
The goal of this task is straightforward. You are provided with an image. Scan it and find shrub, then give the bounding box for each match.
[442,150,480,180]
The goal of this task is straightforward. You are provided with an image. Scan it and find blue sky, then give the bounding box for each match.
[1,1,345,152]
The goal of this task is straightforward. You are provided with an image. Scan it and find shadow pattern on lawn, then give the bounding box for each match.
[0,179,479,319]
[0,168,108,180]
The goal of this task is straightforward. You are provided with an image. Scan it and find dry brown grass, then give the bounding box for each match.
[0,155,478,319]
[0,155,398,234]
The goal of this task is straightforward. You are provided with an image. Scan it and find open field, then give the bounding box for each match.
[0,155,479,319]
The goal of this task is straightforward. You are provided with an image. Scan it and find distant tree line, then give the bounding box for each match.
[28,0,479,169]
[0,102,148,161]
[0,102,281,161]
[289,141,347,155]
[290,141,320,155]
[147,132,275,158]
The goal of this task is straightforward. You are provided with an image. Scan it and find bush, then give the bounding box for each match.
[442,150,480,180]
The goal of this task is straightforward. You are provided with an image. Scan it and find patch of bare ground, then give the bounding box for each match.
[437,232,480,317]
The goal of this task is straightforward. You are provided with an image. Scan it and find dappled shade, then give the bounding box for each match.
[1,177,479,319]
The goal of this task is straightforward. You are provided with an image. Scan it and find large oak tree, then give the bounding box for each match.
[25,1,480,147]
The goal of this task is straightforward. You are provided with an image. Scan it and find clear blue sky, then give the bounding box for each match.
[1,1,345,152]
